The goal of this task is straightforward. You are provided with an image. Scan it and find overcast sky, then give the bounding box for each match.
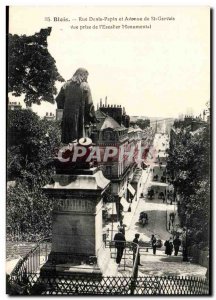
[9,6,210,118]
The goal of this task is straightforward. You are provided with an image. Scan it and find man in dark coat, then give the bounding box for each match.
[56,68,97,144]
[114,228,126,264]
[164,238,173,256]
[173,236,181,256]
[151,234,157,255]
[132,233,142,265]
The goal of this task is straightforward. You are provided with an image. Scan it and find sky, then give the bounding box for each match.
[9,6,210,118]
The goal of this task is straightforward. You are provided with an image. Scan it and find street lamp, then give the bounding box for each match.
[182,226,189,262]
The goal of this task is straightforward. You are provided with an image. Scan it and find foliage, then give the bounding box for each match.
[7,109,61,187]
[167,121,210,249]
[132,118,150,129]
[7,183,52,239]
[8,27,64,106]
[185,180,210,248]
[7,109,61,240]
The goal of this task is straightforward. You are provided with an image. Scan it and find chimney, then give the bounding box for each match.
[105,96,107,107]
[100,98,102,107]
[97,103,99,110]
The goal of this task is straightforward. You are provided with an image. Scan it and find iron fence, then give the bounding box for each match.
[7,237,209,295]
[8,237,52,284]
[8,273,209,295]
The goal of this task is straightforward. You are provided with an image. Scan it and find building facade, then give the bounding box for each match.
[8,101,22,110]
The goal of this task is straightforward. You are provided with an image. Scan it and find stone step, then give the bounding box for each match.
[6,242,37,259]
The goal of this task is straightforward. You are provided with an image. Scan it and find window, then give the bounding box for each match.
[106,166,112,176]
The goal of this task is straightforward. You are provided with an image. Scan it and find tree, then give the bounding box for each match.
[7,109,61,188]
[167,121,210,249]
[7,109,61,241]
[7,183,53,240]
[131,118,150,129]
[8,27,64,107]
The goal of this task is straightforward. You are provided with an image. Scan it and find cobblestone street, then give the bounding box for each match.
[116,132,207,278]
[138,251,206,278]
[117,250,207,278]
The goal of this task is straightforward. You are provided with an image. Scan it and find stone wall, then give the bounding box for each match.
[188,245,209,268]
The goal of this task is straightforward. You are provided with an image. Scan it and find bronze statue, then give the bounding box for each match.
[56,68,97,144]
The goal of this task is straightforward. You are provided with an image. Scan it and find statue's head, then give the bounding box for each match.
[72,68,89,84]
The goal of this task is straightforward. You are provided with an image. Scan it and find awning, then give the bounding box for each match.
[118,189,125,198]
[128,184,136,196]
[150,182,168,187]
[120,197,130,212]
[106,202,117,215]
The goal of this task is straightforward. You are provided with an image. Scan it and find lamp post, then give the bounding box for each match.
[182,226,189,262]
[111,214,114,241]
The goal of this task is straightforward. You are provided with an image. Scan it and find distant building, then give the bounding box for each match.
[100,104,123,125]
[130,116,139,123]
[44,112,55,121]
[98,97,130,128]
[8,101,22,110]
[56,109,63,121]
[170,115,207,151]
[92,103,152,221]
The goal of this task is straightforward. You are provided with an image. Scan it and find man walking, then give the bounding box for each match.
[173,236,181,256]
[151,234,157,255]
[114,228,126,265]
[132,233,142,266]
[164,237,173,256]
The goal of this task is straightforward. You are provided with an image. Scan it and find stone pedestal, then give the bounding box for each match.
[41,167,111,276]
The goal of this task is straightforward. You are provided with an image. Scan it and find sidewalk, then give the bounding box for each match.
[120,167,151,231]
[103,167,151,239]
[166,201,181,236]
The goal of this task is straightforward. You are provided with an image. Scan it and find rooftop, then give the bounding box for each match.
[101,116,123,131]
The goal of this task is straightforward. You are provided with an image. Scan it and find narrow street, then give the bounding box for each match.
[119,130,207,278]
[125,132,171,243]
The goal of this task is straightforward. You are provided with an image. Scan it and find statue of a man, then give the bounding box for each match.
[56,68,97,144]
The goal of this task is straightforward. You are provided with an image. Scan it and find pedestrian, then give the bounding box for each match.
[181,229,188,261]
[122,224,127,235]
[164,237,173,256]
[149,189,154,200]
[151,234,157,255]
[132,233,142,266]
[168,221,171,231]
[173,236,181,256]
[117,224,126,236]
[169,212,175,225]
[114,228,126,265]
